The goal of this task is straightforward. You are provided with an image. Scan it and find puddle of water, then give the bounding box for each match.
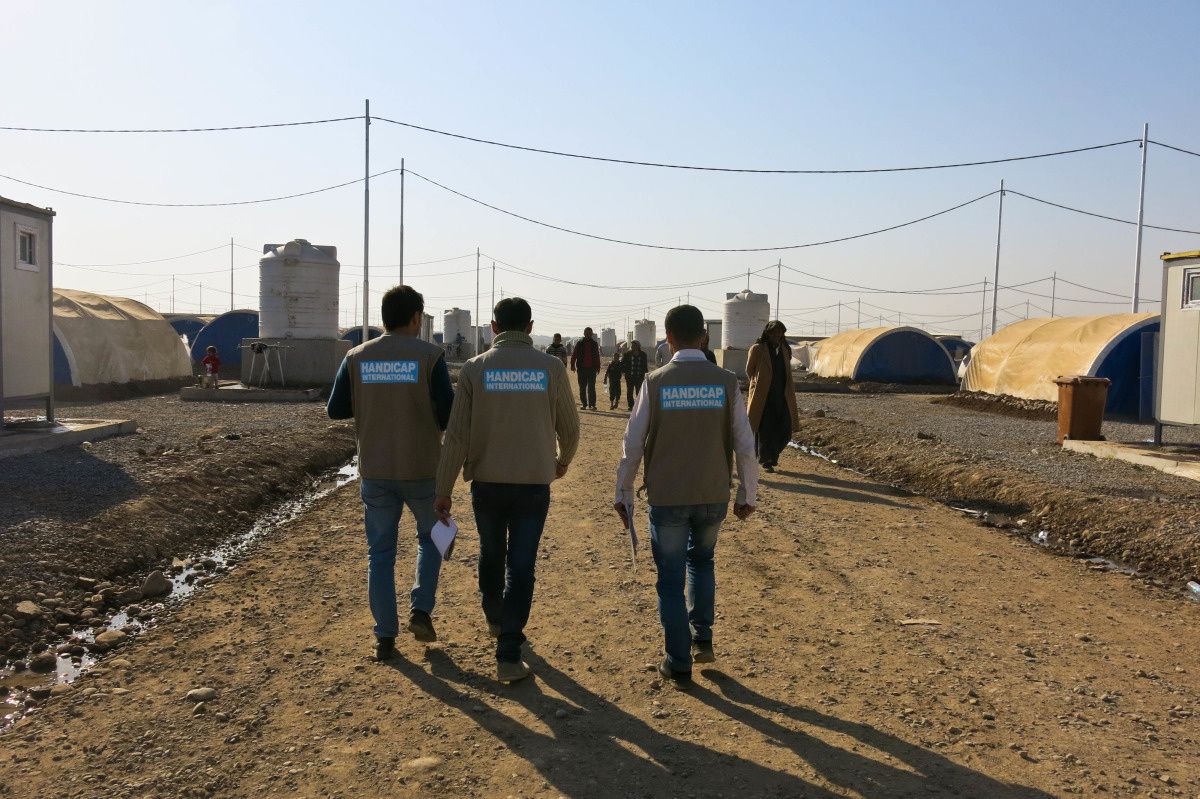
[0,457,359,727]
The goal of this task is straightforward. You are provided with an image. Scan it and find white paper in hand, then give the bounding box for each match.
[431,518,458,559]
[624,502,639,572]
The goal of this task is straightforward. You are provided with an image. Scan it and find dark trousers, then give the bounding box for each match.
[471,481,551,663]
[626,376,644,409]
[607,375,623,404]
[576,368,598,407]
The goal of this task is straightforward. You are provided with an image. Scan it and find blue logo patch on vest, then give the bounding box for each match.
[483,369,548,392]
[659,384,726,410]
[359,360,419,384]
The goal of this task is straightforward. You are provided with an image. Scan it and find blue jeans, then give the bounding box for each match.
[648,503,727,672]
[471,481,551,663]
[360,478,442,639]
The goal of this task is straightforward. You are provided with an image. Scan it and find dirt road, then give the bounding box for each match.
[1,411,1197,798]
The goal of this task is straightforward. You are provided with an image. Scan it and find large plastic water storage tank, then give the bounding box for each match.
[705,319,722,347]
[259,240,339,339]
[443,308,473,356]
[600,328,617,355]
[722,291,770,349]
[634,320,657,350]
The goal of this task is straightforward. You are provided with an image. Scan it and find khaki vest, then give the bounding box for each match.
[348,334,444,481]
[460,336,565,486]
[644,359,738,506]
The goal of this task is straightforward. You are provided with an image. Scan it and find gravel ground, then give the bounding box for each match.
[802,393,1200,503]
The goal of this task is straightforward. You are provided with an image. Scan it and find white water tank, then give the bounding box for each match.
[258,240,339,338]
[600,328,617,355]
[705,319,722,348]
[722,290,770,350]
[634,319,657,350]
[443,308,473,355]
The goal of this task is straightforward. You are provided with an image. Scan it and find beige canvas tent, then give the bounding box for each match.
[961,313,1159,415]
[53,289,192,387]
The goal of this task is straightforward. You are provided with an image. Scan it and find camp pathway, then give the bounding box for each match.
[1,411,1197,798]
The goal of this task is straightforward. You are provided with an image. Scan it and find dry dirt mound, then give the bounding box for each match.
[793,413,1200,585]
[931,391,1058,422]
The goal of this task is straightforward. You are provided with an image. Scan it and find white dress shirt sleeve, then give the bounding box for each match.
[614,383,651,506]
[730,388,759,507]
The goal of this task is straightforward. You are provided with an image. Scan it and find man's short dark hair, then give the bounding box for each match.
[493,297,532,332]
[665,304,705,346]
[380,285,424,331]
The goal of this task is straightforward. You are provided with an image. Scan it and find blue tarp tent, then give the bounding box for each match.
[190,310,258,377]
[339,326,383,347]
[810,327,957,384]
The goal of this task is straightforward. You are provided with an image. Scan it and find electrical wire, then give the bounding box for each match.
[0,168,400,207]
[374,116,1138,174]
[1006,189,1200,235]
[1150,140,1200,159]
[56,243,233,267]
[409,169,1000,252]
[0,116,363,134]
[486,253,778,290]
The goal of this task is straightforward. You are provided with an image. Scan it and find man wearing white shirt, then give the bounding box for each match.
[614,305,759,690]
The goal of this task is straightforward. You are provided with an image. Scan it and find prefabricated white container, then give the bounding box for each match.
[722,290,770,349]
[258,240,339,339]
[705,319,722,348]
[420,313,434,343]
[634,319,657,350]
[600,328,617,355]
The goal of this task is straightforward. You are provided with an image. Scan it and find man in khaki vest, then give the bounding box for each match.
[614,304,758,690]
[328,286,454,661]
[436,298,580,683]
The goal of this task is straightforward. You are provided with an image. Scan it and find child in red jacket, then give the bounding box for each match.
[200,345,221,389]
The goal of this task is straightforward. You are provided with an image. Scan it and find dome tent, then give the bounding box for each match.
[809,326,957,384]
[340,326,383,347]
[52,289,191,388]
[962,313,1159,416]
[190,310,259,377]
[164,314,216,347]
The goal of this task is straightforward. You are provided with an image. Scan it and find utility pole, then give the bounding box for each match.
[229,236,234,312]
[979,277,988,342]
[775,259,781,319]
[1131,122,1149,312]
[1050,271,1057,317]
[746,269,750,290]
[361,99,371,343]
[199,282,203,315]
[490,261,495,321]
[399,157,405,285]
[171,274,175,313]
[353,283,358,330]
[1025,299,1030,319]
[836,303,842,333]
[475,247,481,355]
[857,297,861,328]
[990,179,1005,335]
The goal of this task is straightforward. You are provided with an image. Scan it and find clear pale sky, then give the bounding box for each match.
[4,0,1198,339]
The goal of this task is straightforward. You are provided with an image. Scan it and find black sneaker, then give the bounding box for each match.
[692,640,716,664]
[375,637,397,661]
[406,610,437,643]
[657,657,692,691]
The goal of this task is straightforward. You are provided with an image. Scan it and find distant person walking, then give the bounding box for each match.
[614,305,758,690]
[570,327,602,411]
[700,331,717,364]
[603,351,625,410]
[546,333,568,365]
[436,298,580,683]
[624,340,648,410]
[327,286,455,661]
[746,321,800,473]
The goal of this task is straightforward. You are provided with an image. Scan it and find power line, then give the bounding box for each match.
[488,254,777,290]
[409,169,1000,252]
[374,116,1138,174]
[1150,140,1200,159]
[1006,188,1200,235]
[0,116,362,134]
[56,243,233,267]
[0,168,400,207]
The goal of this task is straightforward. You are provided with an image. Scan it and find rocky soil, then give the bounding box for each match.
[0,396,355,677]
[0,411,1197,798]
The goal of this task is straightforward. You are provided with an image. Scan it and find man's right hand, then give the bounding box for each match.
[733,503,756,521]
[613,501,630,530]
[434,496,453,524]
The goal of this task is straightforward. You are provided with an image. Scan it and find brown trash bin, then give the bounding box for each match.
[1053,375,1110,444]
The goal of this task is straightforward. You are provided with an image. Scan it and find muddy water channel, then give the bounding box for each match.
[0,460,358,727]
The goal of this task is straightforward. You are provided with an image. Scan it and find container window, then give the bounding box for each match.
[17,229,38,271]
[1185,268,1200,311]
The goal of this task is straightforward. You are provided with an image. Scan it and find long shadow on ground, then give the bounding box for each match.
[762,468,917,510]
[0,450,140,527]
[388,649,1046,798]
